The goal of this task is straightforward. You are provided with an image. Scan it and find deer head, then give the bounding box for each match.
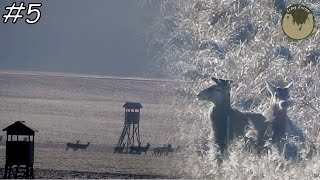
[197,77,233,105]
[266,81,293,109]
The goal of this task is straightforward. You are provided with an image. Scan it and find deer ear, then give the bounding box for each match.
[266,81,277,95]
[286,81,293,91]
[211,77,220,84]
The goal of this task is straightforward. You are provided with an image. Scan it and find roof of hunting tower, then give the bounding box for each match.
[3,121,35,135]
[123,102,143,109]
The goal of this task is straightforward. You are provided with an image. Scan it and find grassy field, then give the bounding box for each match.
[0,71,181,178]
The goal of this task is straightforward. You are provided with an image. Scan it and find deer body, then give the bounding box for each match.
[76,142,90,152]
[129,143,150,155]
[114,143,126,153]
[140,143,151,155]
[263,81,308,160]
[197,77,268,154]
[66,140,80,151]
[263,101,290,143]
[152,147,162,156]
[263,81,295,143]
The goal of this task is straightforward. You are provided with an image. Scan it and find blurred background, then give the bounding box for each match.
[0,0,161,77]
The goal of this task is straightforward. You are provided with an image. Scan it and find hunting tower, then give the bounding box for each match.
[115,102,142,153]
[3,121,35,179]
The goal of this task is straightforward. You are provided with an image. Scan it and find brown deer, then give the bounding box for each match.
[197,77,268,154]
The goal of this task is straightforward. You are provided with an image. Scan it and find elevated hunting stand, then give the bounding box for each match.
[3,121,36,179]
[115,102,142,154]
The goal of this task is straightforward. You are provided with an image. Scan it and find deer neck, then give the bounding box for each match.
[272,101,288,113]
[213,98,232,114]
[211,97,233,127]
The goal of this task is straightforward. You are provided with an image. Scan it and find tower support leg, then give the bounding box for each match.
[4,164,8,179]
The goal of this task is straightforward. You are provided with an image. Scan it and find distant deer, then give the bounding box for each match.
[76,141,90,152]
[169,145,182,156]
[197,77,269,154]
[129,142,142,154]
[66,140,80,151]
[139,143,151,155]
[174,145,181,154]
[114,143,126,153]
[165,144,174,156]
[152,147,162,156]
[161,144,168,156]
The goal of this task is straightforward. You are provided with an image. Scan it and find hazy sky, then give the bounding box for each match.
[0,0,159,77]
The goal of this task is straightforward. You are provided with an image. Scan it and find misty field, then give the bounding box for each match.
[0,71,181,178]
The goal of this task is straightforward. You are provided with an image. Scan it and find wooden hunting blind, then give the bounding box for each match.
[115,102,143,154]
[3,121,35,179]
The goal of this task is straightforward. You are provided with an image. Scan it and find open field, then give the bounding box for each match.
[0,71,181,178]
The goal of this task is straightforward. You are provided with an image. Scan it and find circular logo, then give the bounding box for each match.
[281,4,315,40]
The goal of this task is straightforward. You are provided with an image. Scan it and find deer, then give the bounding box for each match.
[161,144,168,156]
[66,140,80,151]
[174,145,182,154]
[263,81,306,159]
[139,143,151,155]
[152,147,162,156]
[76,141,90,152]
[114,143,126,153]
[129,142,142,154]
[263,81,293,143]
[168,145,182,156]
[197,77,269,155]
[165,144,175,156]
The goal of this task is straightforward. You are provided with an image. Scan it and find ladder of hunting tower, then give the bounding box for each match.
[114,102,143,153]
[116,124,128,147]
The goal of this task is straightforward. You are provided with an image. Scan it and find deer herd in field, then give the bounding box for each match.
[197,77,317,163]
[112,142,181,156]
[64,76,316,163]
[66,140,90,152]
[65,140,181,157]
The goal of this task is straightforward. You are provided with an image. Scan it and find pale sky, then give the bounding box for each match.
[0,0,160,77]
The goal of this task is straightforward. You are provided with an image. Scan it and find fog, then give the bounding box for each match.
[0,0,160,77]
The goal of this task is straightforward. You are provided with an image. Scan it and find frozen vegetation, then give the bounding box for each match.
[147,0,320,179]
